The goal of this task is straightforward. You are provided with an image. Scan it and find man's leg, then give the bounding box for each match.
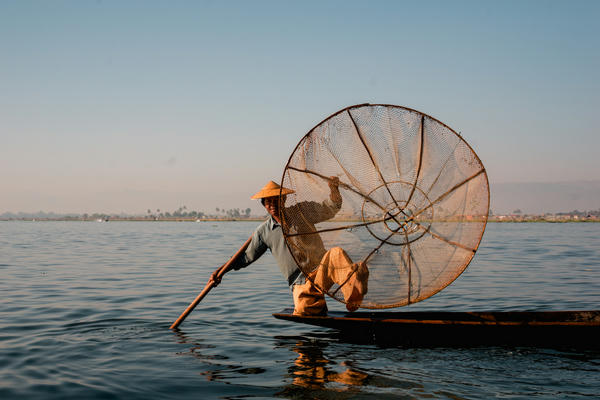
[312,247,369,312]
[292,279,327,316]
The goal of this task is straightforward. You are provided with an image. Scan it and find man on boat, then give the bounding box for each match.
[211,178,368,315]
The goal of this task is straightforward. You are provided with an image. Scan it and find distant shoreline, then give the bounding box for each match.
[1,217,598,223]
[0,217,266,222]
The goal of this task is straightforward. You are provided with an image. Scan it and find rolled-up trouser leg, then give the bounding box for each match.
[292,280,327,316]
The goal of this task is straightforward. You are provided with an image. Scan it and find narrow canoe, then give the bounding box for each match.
[273,309,600,346]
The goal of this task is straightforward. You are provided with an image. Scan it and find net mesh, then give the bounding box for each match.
[280,104,489,309]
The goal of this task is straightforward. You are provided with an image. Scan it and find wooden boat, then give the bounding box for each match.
[273,309,600,346]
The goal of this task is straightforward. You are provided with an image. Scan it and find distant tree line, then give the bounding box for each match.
[4,207,598,221]
[556,209,600,217]
[0,206,261,220]
[489,208,600,217]
[215,207,252,218]
[145,205,254,219]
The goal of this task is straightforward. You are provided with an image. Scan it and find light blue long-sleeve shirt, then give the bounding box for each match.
[230,199,341,285]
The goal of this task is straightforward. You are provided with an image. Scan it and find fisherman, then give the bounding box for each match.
[211,178,368,315]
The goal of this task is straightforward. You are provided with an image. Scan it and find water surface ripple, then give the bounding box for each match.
[1,221,599,399]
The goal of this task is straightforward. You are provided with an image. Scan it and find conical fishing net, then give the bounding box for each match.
[280,104,489,309]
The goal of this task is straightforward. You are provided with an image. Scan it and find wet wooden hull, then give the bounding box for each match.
[273,309,600,346]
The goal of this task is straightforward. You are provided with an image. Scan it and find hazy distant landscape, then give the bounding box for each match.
[490,181,600,215]
[2,181,598,222]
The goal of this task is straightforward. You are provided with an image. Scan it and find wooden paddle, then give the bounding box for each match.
[169,236,252,330]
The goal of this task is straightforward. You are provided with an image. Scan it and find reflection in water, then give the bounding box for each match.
[274,334,430,399]
[172,330,228,381]
[288,340,368,389]
[173,329,267,383]
[272,334,371,396]
[174,329,369,390]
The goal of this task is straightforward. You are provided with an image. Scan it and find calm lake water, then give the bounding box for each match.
[1,221,599,399]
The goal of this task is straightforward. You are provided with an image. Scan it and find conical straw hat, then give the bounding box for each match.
[250,181,295,199]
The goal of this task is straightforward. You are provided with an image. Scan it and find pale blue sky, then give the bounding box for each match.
[1,0,599,214]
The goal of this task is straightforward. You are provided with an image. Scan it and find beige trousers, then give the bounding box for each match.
[292,247,369,315]
[292,279,327,316]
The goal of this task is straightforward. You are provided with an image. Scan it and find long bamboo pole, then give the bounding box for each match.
[169,236,252,330]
